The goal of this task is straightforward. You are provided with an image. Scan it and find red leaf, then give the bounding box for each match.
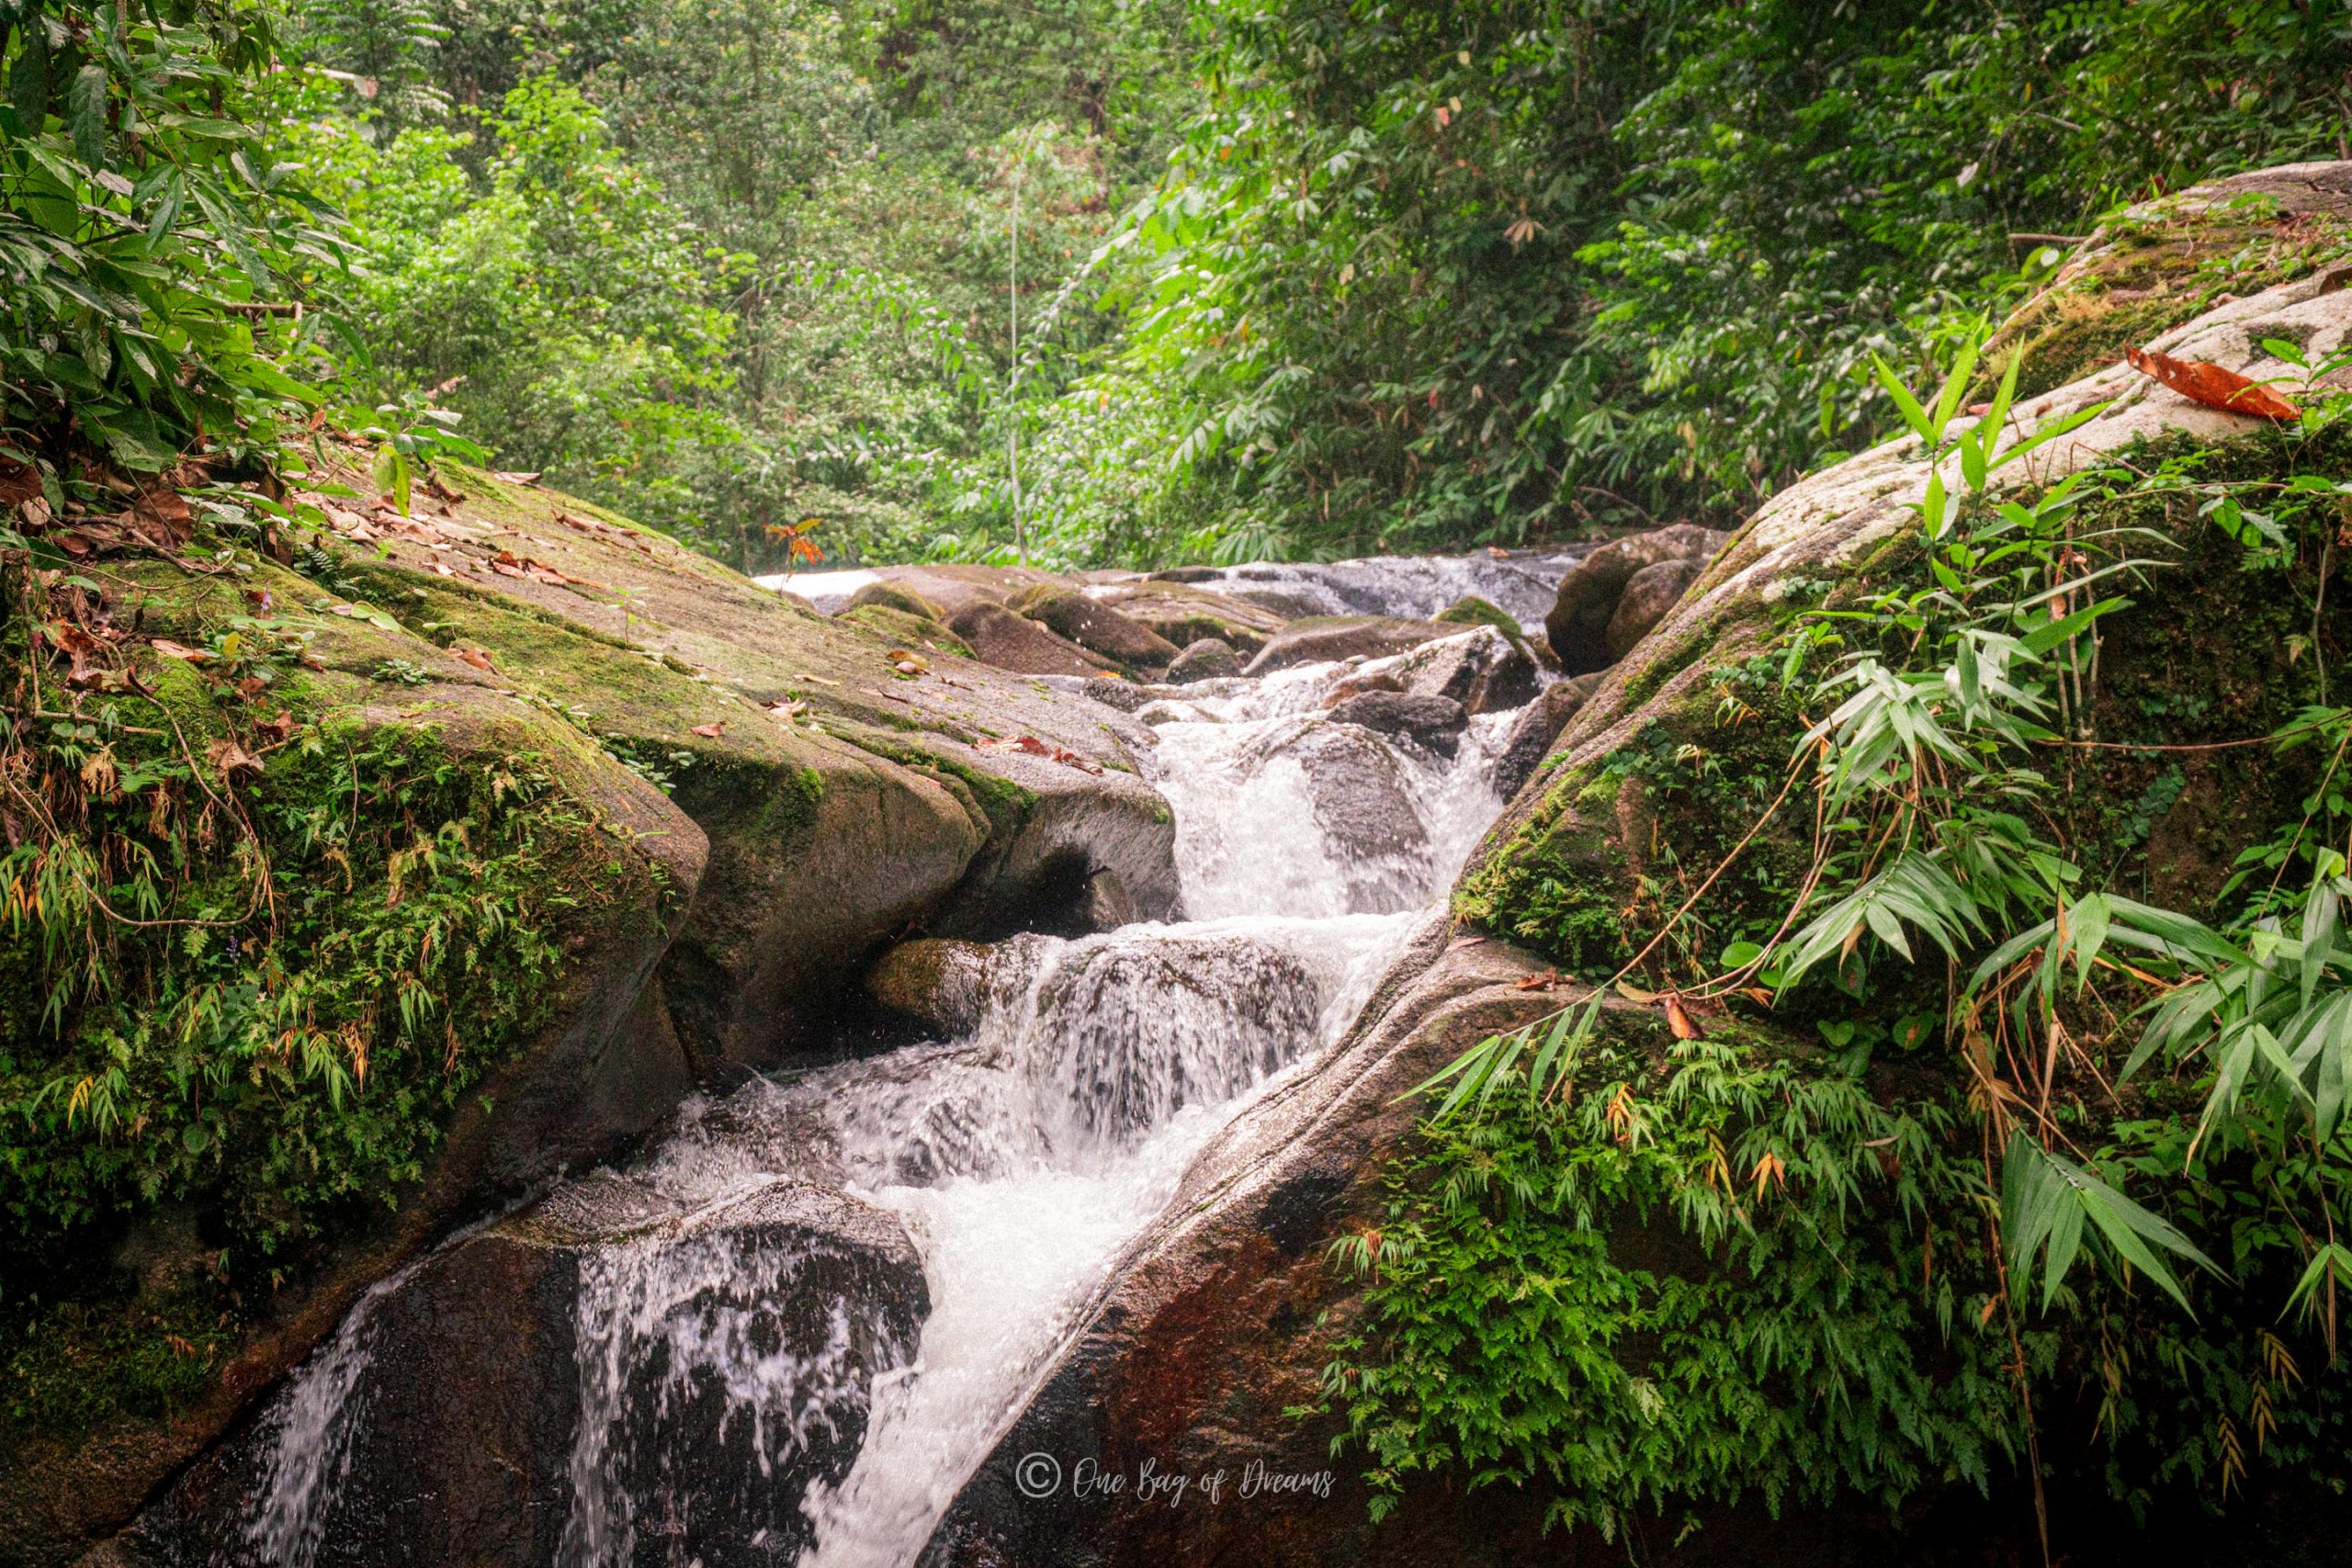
[2126,345,2301,421]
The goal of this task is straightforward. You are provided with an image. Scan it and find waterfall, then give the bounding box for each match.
[175,592,1536,1568]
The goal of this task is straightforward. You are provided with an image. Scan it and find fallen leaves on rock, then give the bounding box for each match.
[206,739,262,784]
[2127,344,2301,421]
[490,548,602,589]
[690,721,728,739]
[976,735,1104,774]
[1514,967,1566,991]
[148,638,211,662]
[888,648,930,677]
[492,470,543,485]
[450,646,496,672]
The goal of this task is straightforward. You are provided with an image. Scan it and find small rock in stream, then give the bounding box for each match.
[1164,637,1242,682]
[1326,691,1467,755]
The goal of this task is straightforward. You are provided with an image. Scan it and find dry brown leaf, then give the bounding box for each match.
[451,646,495,672]
[149,638,210,661]
[1665,993,1706,1041]
[2126,344,2302,421]
[119,486,194,548]
[1513,968,1564,992]
[207,739,262,784]
[690,721,728,739]
[975,734,1104,774]
[492,470,542,485]
[0,459,41,509]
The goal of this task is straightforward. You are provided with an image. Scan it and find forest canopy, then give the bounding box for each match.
[6,1,2351,570]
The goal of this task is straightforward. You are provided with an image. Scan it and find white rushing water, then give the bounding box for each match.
[195,617,1532,1568]
[791,652,1517,1566]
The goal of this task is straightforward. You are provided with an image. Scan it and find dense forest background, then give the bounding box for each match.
[275,0,2352,573]
[7,1,2352,574]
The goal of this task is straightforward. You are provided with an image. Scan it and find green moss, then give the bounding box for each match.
[5,1280,237,1435]
[830,726,1038,840]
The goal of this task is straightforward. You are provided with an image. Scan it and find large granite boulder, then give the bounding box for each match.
[945,602,1106,677]
[1325,690,1467,755]
[1163,637,1242,683]
[1603,555,1705,660]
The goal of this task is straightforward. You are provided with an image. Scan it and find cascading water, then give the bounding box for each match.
[166,606,1539,1568]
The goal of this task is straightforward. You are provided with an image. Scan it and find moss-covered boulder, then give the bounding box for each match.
[1978,160,2352,401]
[0,454,1182,1565]
[845,580,948,621]
[1425,161,2352,1558]
[840,603,974,661]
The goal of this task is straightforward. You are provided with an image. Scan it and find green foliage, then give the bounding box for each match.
[0,709,584,1263]
[0,539,650,1432]
[1,0,331,468]
[1331,1026,2018,1536]
[988,0,2352,566]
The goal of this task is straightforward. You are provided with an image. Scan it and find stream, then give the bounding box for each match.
[135,603,1540,1568]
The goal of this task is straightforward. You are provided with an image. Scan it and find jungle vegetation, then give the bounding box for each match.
[11,0,2352,1548]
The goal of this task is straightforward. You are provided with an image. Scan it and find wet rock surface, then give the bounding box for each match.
[1325,690,1467,754]
[129,1178,925,1568]
[865,937,1001,1036]
[1245,615,1457,675]
[1380,624,1540,715]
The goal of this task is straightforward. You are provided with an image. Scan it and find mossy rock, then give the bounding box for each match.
[1,452,1183,1565]
[1442,164,2352,1557]
[841,602,975,660]
[1979,164,2352,401]
[1435,593,1517,633]
[845,580,947,621]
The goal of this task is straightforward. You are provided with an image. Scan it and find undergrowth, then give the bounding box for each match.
[1342,327,2352,1545]
[0,525,637,1434]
